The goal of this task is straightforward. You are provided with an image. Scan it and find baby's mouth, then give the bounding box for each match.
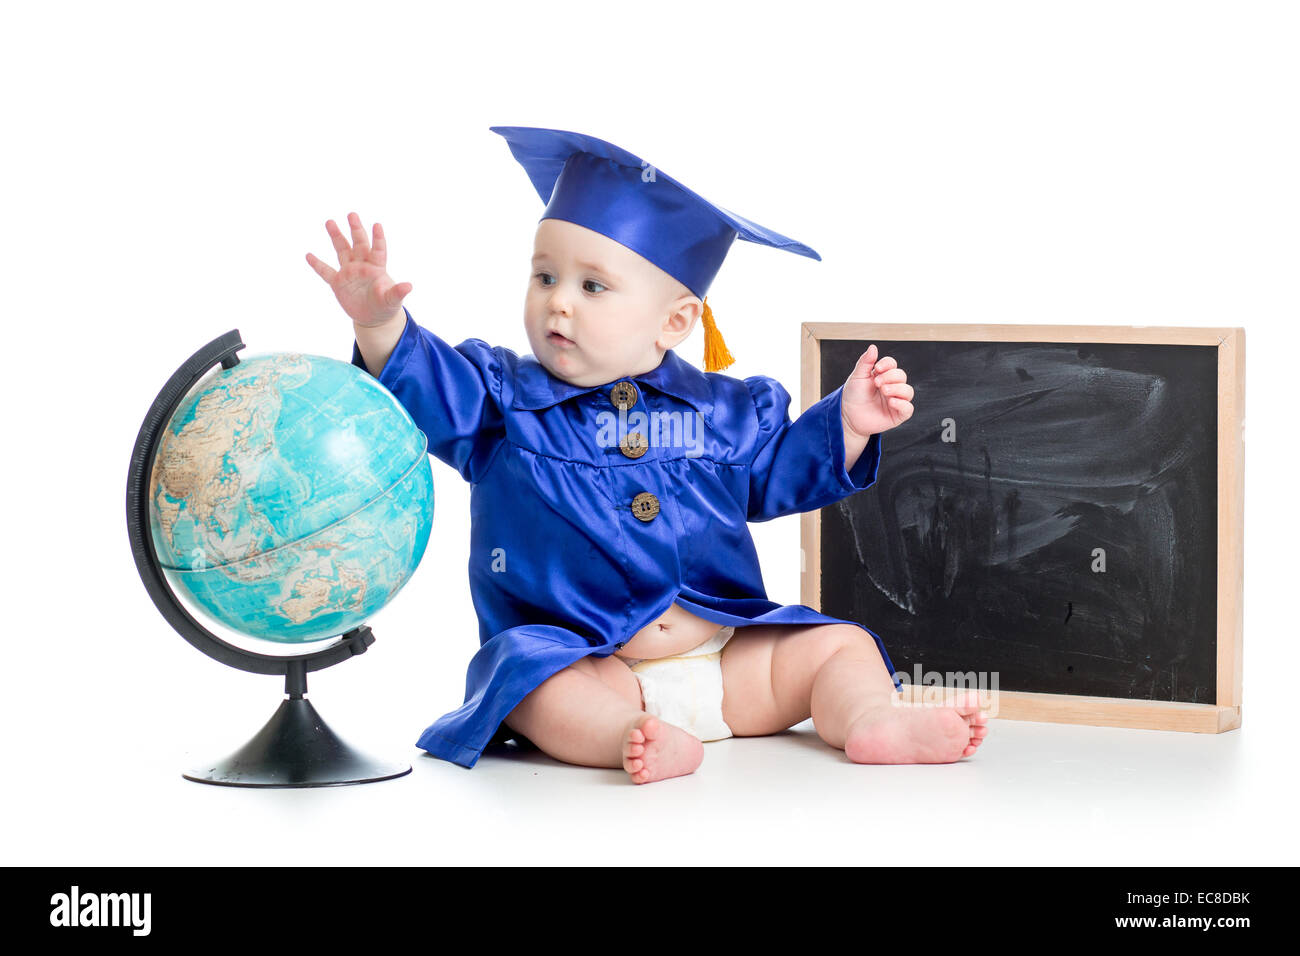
[547,331,575,348]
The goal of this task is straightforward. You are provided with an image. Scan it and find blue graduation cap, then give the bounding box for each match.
[490,125,821,372]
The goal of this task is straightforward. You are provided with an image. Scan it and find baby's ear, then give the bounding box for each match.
[659,294,703,350]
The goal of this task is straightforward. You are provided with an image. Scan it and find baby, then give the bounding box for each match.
[307,127,988,783]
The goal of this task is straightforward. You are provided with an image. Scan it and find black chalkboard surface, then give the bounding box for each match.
[801,324,1244,733]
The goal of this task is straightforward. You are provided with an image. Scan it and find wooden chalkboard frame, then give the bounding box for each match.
[800,323,1244,734]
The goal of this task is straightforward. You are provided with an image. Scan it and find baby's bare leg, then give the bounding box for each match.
[504,654,704,782]
[504,654,642,767]
[721,624,988,763]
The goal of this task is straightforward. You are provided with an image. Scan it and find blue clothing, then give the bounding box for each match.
[351,308,900,768]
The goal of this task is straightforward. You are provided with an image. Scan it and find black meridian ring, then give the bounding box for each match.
[125,329,375,678]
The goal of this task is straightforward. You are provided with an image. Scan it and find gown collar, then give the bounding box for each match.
[512,347,714,420]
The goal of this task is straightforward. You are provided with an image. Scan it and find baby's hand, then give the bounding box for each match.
[841,344,915,439]
[306,212,413,328]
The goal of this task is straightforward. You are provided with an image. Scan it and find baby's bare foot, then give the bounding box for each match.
[622,714,704,784]
[843,691,989,764]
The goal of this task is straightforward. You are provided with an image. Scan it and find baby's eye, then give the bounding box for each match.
[583,279,606,294]
[534,272,555,287]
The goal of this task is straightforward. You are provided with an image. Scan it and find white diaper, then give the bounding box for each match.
[623,626,736,741]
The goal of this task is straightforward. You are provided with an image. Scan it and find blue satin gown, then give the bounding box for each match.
[351,308,900,767]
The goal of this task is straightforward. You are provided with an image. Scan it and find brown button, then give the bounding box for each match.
[619,431,648,459]
[631,491,660,522]
[610,381,638,410]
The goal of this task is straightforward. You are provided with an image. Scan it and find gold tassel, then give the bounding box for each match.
[701,297,735,372]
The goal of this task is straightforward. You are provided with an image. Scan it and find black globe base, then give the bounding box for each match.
[183,695,411,789]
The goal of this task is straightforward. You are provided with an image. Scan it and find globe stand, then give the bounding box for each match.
[126,329,412,788]
[182,658,410,788]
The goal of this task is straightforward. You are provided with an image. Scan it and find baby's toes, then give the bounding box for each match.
[961,714,988,741]
[622,721,647,759]
[960,724,989,757]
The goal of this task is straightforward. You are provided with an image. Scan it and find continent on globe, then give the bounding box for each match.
[149,352,434,643]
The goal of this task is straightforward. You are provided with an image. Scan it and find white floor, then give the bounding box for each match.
[10,698,1287,867]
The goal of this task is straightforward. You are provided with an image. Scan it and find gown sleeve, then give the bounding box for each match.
[351,307,506,484]
[744,375,883,522]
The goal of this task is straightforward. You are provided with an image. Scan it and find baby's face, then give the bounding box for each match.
[525,218,700,386]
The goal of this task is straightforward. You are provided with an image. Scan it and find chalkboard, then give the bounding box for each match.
[801,324,1244,733]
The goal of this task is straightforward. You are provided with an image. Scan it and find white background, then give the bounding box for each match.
[2,0,1295,865]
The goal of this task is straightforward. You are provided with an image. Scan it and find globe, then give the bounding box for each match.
[148,350,434,644]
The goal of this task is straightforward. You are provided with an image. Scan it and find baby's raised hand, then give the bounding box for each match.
[306,212,413,328]
[841,344,915,439]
